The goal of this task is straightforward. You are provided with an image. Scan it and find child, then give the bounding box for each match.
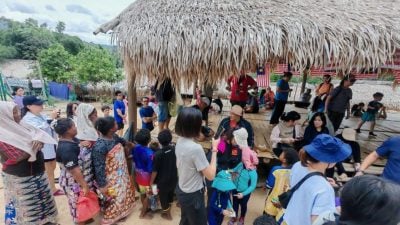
[208,170,237,225]
[355,92,384,136]
[229,128,259,225]
[253,215,278,225]
[264,148,299,223]
[351,102,365,117]
[101,105,111,117]
[150,130,178,220]
[54,118,96,225]
[132,129,154,219]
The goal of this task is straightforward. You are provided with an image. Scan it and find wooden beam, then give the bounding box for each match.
[124,57,137,132]
[300,68,309,94]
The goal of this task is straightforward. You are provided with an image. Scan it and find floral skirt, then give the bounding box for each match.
[3,172,58,225]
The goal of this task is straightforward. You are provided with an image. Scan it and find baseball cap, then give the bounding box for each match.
[304,134,351,163]
[23,96,45,106]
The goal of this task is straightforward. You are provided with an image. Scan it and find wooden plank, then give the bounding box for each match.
[342,163,383,175]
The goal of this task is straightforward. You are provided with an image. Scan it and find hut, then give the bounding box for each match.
[94,0,400,129]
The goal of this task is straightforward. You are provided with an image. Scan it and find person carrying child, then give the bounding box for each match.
[150,130,178,220]
[264,148,299,223]
[229,128,259,225]
[355,92,384,137]
[132,129,155,219]
[208,170,237,225]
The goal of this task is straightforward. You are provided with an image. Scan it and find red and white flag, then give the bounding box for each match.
[256,63,270,87]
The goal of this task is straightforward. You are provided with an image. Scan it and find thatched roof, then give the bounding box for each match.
[95,0,400,86]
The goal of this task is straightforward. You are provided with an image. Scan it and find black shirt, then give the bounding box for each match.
[152,145,178,190]
[2,151,45,177]
[56,138,80,170]
[191,104,207,121]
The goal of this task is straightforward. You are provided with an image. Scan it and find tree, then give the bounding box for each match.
[59,35,83,55]
[40,22,48,28]
[72,45,122,84]
[25,18,38,27]
[0,45,17,60]
[56,21,65,33]
[38,44,72,82]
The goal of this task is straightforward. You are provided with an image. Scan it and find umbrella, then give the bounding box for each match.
[95,0,400,86]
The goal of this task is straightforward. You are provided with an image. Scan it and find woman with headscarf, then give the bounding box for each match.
[56,103,98,224]
[0,101,59,224]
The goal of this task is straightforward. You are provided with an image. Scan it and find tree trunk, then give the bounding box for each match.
[125,57,137,132]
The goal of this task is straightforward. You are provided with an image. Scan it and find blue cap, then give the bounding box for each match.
[212,170,236,192]
[23,96,45,106]
[304,134,351,163]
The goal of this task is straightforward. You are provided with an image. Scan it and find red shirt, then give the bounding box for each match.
[227,75,257,102]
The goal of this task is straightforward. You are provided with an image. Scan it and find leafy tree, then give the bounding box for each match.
[38,44,72,82]
[24,18,38,27]
[40,23,48,28]
[73,45,122,84]
[56,21,65,33]
[0,45,17,60]
[59,35,83,55]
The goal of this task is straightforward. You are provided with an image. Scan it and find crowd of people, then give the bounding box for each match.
[1,72,400,225]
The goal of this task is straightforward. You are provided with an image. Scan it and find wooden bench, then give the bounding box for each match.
[342,163,384,175]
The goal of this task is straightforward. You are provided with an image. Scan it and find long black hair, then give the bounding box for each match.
[309,112,327,130]
[280,111,301,122]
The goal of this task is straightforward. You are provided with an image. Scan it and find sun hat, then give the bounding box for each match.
[212,170,237,192]
[230,105,243,116]
[342,128,356,142]
[233,128,248,148]
[304,134,351,163]
[23,95,45,106]
[200,97,210,106]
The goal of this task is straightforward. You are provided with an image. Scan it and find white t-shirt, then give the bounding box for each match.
[284,162,336,225]
[175,137,209,193]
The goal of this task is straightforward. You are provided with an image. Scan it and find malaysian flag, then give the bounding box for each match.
[256,63,270,87]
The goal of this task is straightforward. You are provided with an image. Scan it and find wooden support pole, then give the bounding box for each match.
[125,57,137,132]
[301,68,309,94]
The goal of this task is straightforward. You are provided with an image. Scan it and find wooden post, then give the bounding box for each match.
[301,68,309,94]
[125,57,137,132]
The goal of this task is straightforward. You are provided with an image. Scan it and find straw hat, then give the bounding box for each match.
[342,128,356,141]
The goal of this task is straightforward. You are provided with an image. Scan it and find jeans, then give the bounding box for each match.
[176,186,207,225]
[270,100,287,124]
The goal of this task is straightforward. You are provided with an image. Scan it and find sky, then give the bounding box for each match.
[0,0,134,45]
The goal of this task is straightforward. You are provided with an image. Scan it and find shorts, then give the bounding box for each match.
[158,101,171,122]
[138,185,150,195]
[117,122,124,130]
[361,112,376,122]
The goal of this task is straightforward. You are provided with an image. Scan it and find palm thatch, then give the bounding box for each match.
[95,0,400,86]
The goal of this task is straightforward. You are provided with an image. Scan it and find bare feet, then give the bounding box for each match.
[139,212,153,220]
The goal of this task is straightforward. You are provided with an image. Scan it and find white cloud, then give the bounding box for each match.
[2,0,134,45]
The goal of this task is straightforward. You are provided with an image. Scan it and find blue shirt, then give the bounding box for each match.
[113,100,125,123]
[266,165,283,188]
[139,106,155,130]
[284,162,335,225]
[275,79,290,101]
[376,137,400,184]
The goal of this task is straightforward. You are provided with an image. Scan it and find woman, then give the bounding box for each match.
[12,86,25,110]
[264,87,275,110]
[283,134,351,225]
[0,101,58,224]
[55,118,96,224]
[270,111,303,156]
[175,107,218,225]
[92,117,135,225]
[338,175,400,225]
[315,74,333,98]
[303,112,329,146]
[21,95,63,195]
[66,102,79,121]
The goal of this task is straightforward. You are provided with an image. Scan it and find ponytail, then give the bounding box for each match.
[280,111,301,122]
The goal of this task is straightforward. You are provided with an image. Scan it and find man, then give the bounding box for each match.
[269,72,293,125]
[154,79,175,131]
[325,74,356,132]
[356,136,400,184]
[192,97,214,141]
[113,90,126,136]
[215,105,254,148]
[226,71,257,108]
[140,97,157,131]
